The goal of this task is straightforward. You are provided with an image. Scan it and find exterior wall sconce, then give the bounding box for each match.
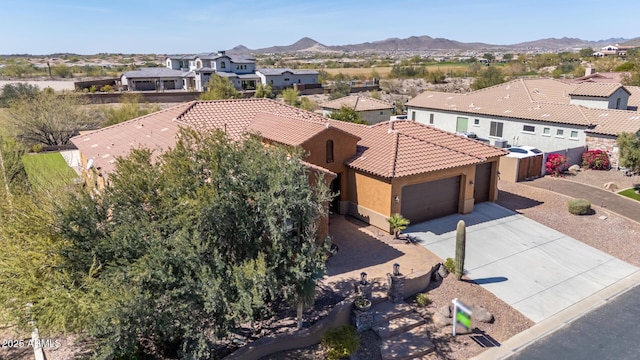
[360,272,368,285]
[393,263,400,276]
[469,180,474,186]
[394,196,400,202]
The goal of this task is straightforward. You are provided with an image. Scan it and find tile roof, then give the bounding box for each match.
[583,108,640,136]
[123,67,185,78]
[407,78,640,133]
[322,95,394,111]
[331,120,507,178]
[257,68,319,76]
[247,113,329,146]
[568,83,628,97]
[72,98,506,180]
[70,102,194,175]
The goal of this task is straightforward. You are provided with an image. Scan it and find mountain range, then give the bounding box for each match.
[226,36,639,55]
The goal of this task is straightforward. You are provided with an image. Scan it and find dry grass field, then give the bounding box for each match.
[322,64,471,78]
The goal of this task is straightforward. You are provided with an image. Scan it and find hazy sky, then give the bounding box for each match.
[1,0,638,55]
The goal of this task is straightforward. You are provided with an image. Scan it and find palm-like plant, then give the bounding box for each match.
[388,213,410,239]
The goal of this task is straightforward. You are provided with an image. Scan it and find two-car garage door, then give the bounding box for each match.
[401,176,460,223]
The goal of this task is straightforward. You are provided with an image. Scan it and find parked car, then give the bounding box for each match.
[506,146,542,158]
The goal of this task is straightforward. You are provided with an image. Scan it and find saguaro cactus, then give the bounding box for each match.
[455,220,466,281]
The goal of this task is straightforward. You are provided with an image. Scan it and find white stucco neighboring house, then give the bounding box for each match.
[321,95,394,124]
[406,78,640,166]
[255,68,319,90]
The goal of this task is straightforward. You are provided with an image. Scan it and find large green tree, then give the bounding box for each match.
[6,91,98,146]
[472,66,506,90]
[326,105,366,124]
[617,131,640,173]
[57,129,332,358]
[199,74,242,100]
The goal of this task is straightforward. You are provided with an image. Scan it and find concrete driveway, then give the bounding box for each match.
[406,202,639,323]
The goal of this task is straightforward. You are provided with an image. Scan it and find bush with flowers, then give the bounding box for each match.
[582,149,610,170]
[546,153,568,177]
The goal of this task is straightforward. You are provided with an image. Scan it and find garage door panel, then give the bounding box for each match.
[401,176,460,223]
[474,163,492,203]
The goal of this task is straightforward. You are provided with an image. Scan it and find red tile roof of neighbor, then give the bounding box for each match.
[71,98,506,180]
[321,95,394,111]
[407,78,640,136]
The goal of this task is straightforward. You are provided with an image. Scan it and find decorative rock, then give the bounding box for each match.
[438,264,449,279]
[471,305,494,323]
[568,164,581,173]
[438,304,451,318]
[599,215,608,221]
[433,311,452,327]
[603,182,619,192]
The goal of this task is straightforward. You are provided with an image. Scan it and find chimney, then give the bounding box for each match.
[585,67,595,76]
[219,50,226,56]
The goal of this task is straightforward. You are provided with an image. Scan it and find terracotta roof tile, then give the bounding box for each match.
[73,98,505,181]
[321,95,394,111]
[70,102,194,175]
[584,108,640,136]
[247,112,330,146]
[569,83,628,98]
[407,78,640,130]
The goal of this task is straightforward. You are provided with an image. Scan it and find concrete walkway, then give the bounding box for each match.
[525,177,640,221]
[405,202,639,324]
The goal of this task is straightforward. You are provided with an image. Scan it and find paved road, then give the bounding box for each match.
[509,284,640,360]
[525,177,640,221]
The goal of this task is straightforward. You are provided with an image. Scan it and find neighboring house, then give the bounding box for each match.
[127,52,320,92]
[593,44,636,57]
[321,95,394,124]
[71,98,505,233]
[407,78,640,166]
[255,68,319,90]
[120,68,185,91]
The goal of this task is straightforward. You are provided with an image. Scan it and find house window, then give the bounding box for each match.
[473,118,479,126]
[380,111,384,115]
[284,78,290,81]
[298,79,301,83]
[522,125,535,133]
[326,140,334,163]
[543,127,550,136]
[412,111,416,121]
[429,113,434,124]
[270,80,274,84]
[616,98,621,109]
[570,130,579,139]
[490,121,503,137]
[556,129,564,137]
[220,61,226,69]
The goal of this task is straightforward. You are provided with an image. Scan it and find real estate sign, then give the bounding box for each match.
[452,298,472,336]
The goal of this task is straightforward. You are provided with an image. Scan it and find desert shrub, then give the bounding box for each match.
[89,85,97,93]
[31,143,44,153]
[582,150,610,170]
[568,198,591,215]
[444,258,455,273]
[321,325,359,360]
[416,293,431,307]
[100,85,114,92]
[546,153,568,177]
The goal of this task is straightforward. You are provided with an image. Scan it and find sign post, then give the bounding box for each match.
[452,298,472,336]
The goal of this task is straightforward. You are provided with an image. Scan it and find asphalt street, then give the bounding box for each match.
[509,284,640,360]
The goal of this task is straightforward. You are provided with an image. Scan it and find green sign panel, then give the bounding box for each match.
[452,298,472,336]
[456,310,471,328]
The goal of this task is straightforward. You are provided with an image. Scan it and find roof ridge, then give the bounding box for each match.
[519,78,535,103]
[391,131,400,178]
